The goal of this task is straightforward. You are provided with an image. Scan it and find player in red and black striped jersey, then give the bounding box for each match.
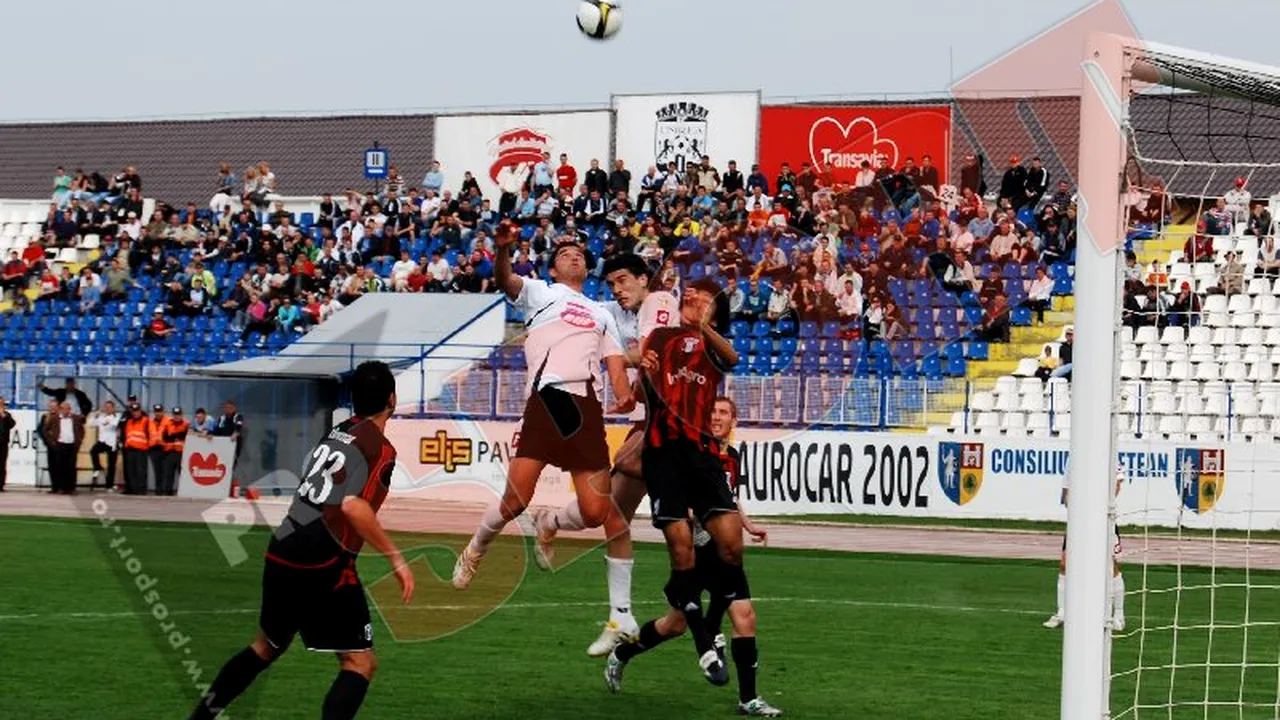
[189,361,415,720]
[604,396,781,716]
[634,278,743,687]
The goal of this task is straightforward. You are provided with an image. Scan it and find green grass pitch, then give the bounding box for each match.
[2,515,1278,719]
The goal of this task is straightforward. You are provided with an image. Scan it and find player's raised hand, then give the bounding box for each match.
[747,526,769,546]
[493,220,517,249]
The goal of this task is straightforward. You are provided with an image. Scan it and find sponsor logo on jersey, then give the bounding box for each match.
[1175,447,1225,514]
[419,430,473,472]
[938,441,983,506]
[682,336,701,354]
[560,301,598,329]
[666,366,707,386]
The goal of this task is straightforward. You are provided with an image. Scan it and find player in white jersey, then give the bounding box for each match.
[453,223,635,589]
[533,253,680,655]
[1043,469,1126,631]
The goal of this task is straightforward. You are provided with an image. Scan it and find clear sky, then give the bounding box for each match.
[4,0,1280,122]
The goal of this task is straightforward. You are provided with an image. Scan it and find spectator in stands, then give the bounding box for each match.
[608,159,631,199]
[836,279,862,321]
[1024,157,1050,209]
[1051,328,1074,380]
[1034,344,1061,382]
[238,292,275,346]
[190,407,216,437]
[790,277,820,323]
[77,267,102,314]
[1204,198,1233,235]
[881,300,907,340]
[390,250,417,291]
[40,379,92,416]
[101,258,139,303]
[277,297,303,333]
[1257,236,1280,278]
[738,278,769,322]
[1183,224,1214,263]
[1210,251,1245,296]
[1122,283,1157,329]
[1123,252,1143,283]
[36,267,60,302]
[922,238,965,295]
[1248,202,1274,238]
[980,292,1012,343]
[211,161,237,211]
[422,161,445,195]
[999,157,1028,210]
[52,166,73,208]
[989,221,1017,263]
[1011,233,1039,265]
[1167,282,1202,327]
[1224,177,1252,225]
[1048,179,1073,212]
[766,280,793,324]
[143,309,175,342]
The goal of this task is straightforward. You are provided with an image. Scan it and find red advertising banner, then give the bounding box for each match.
[758,105,952,189]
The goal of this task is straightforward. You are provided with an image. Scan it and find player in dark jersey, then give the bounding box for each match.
[188,361,415,720]
[631,278,742,686]
[604,396,781,716]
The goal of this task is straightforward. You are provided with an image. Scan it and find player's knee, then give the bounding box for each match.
[251,632,285,661]
[662,610,688,636]
[717,541,743,567]
[339,651,377,680]
[728,601,756,636]
[603,512,630,540]
[670,543,696,570]
[579,499,610,528]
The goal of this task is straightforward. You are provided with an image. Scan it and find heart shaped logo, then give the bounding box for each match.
[188,452,228,486]
[807,116,899,177]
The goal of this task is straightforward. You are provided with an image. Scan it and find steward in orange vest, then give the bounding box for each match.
[121,403,154,495]
[158,407,190,496]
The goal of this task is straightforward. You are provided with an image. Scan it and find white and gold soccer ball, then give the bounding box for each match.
[577,0,622,40]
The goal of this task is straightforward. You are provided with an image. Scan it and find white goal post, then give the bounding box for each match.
[1066,32,1280,720]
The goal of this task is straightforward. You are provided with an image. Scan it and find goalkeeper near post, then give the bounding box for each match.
[1043,469,1126,632]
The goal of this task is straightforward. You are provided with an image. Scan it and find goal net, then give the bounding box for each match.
[1068,34,1280,719]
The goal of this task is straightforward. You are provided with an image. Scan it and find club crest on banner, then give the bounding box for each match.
[654,102,709,174]
[938,441,984,505]
[488,127,552,192]
[1175,448,1225,513]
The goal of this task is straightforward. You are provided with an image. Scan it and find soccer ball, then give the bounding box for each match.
[577,0,622,40]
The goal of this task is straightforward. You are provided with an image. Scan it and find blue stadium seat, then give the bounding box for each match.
[966,341,990,360]
[774,318,796,337]
[820,321,840,339]
[1011,306,1033,326]
[729,320,749,338]
[946,356,968,376]
[1053,277,1074,295]
[921,355,944,380]
[732,337,751,356]
[1002,262,1021,279]
[797,321,818,339]
[751,321,772,338]
[779,337,798,357]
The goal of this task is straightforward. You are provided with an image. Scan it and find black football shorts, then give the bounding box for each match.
[643,439,737,528]
[259,556,372,653]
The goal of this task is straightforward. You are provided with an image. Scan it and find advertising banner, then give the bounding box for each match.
[433,111,613,202]
[757,105,952,190]
[4,409,40,486]
[177,435,237,499]
[383,417,1268,531]
[612,92,760,197]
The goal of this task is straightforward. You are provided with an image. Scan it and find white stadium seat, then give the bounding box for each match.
[1219,345,1243,363]
[1248,277,1272,295]
[1222,361,1249,382]
[1204,394,1229,417]
[1002,412,1027,435]
[995,391,1020,412]
[1161,325,1186,344]
[1186,415,1214,437]
[1205,312,1230,328]
[1251,362,1275,382]
[1018,377,1043,396]
[1235,394,1261,417]
[970,391,995,412]
[1255,294,1278,314]
[1211,327,1236,345]
[1240,327,1265,346]
[1242,416,1270,435]
[974,412,1001,434]
[1012,358,1040,377]
[1178,393,1205,415]
[1135,326,1160,345]
[1120,359,1142,379]
[1149,393,1178,415]
[1138,343,1163,362]
[949,411,967,429]
[1158,415,1185,436]
[1228,294,1253,313]
[1019,393,1045,413]
[1147,361,1171,381]
[995,376,1018,396]
[1196,362,1222,381]
[1164,342,1189,361]
[1188,326,1213,345]
[1231,311,1256,328]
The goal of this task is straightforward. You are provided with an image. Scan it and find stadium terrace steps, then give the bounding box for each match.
[1135,224,1193,266]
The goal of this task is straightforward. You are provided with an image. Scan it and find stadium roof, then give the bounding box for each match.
[187,293,506,381]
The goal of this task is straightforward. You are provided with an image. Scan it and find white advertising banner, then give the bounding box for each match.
[612,92,761,197]
[4,409,41,486]
[177,435,237,499]
[433,111,613,202]
[386,417,1270,531]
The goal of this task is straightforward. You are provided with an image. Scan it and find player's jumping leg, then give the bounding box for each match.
[531,464,614,569]
[604,607,687,693]
[662,518,729,685]
[1043,552,1066,629]
[724,601,782,717]
[453,457,546,589]
[322,650,376,720]
[188,631,281,719]
[1111,560,1126,632]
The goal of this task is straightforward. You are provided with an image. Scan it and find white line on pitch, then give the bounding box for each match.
[0,596,1044,623]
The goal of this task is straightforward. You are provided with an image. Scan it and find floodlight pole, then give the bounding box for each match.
[1063,31,1128,720]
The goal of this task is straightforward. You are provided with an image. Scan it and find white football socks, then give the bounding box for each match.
[1111,572,1126,625]
[1056,573,1066,620]
[469,503,508,554]
[553,500,587,532]
[606,556,634,623]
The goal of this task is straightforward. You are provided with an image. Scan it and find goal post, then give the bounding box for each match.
[1066,32,1280,719]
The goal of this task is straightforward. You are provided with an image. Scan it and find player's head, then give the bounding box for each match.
[549,241,587,286]
[602,254,651,311]
[681,278,730,335]
[710,396,737,441]
[349,361,397,419]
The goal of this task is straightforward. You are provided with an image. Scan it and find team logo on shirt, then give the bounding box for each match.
[681,336,701,354]
[488,127,552,189]
[654,102,709,174]
[560,302,598,329]
[1175,448,1225,514]
[938,441,984,506]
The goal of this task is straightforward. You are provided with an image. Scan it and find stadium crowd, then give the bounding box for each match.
[1,150,1098,356]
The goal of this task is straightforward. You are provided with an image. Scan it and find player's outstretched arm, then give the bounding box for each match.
[605,355,636,415]
[341,496,415,604]
[739,505,768,545]
[492,221,523,300]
